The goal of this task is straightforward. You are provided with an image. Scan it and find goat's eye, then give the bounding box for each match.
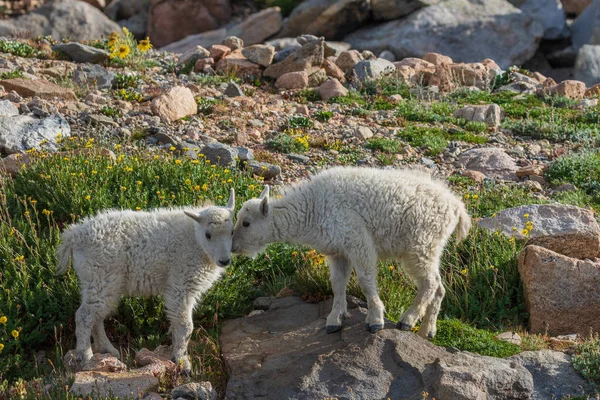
[205,233,211,240]
[231,230,234,236]
[242,221,250,227]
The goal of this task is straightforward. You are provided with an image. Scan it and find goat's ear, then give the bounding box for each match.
[259,185,270,199]
[260,195,269,216]
[184,210,203,223]
[226,188,235,211]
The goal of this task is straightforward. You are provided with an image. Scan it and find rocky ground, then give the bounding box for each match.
[0,23,599,400]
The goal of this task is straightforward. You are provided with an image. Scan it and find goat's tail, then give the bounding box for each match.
[56,240,72,275]
[454,201,472,243]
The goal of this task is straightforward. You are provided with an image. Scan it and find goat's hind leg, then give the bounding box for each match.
[165,292,194,374]
[326,255,352,334]
[91,295,120,358]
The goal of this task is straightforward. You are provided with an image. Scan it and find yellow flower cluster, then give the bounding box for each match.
[304,249,325,266]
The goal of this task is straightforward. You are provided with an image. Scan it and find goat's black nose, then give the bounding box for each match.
[219,259,231,266]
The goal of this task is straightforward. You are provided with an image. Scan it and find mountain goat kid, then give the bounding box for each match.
[57,189,236,373]
[232,167,471,338]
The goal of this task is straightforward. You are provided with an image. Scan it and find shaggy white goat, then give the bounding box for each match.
[57,190,236,372]
[232,167,470,338]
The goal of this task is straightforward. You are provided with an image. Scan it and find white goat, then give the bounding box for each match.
[232,167,471,338]
[57,189,236,372]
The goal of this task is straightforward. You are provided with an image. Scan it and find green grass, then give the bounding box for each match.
[365,138,403,153]
[266,130,309,154]
[546,151,600,198]
[314,110,333,123]
[432,319,522,357]
[0,70,24,80]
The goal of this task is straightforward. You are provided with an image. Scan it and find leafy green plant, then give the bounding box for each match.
[114,73,141,89]
[295,88,321,103]
[0,70,24,80]
[546,151,600,199]
[464,121,488,133]
[286,115,315,130]
[114,87,143,102]
[106,27,153,70]
[99,105,122,118]
[365,138,403,153]
[314,110,333,123]
[0,40,40,58]
[266,129,310,154]
[572,335,600,385]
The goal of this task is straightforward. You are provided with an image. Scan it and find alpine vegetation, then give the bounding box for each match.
[57,189,236,373]
[232,167,471,338]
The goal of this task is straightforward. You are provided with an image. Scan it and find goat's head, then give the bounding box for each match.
[185,188,235,267]
[232,185,272,257]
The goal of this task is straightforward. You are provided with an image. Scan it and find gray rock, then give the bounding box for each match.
[571,0,600,48]
[344,0,544,70]
[224,82,245,97]
[70,370,158,398]
[350,58,396,82]
[246,160,281,180]
[85,114,118,127]
[378,50,396,61]
[478,204,600,259]
[265,37,302,50]
[176,142,202,159]
[458,147,519,181]
[0,100,19,117]
[0,114,71,154]
[171,382,217,400]
[223,36,244,50]
[220,296,535,400]
[278,0,371,40]
[52,43,110,63]
[354,126,374,141]
[497,81,539,94]
[264,40,325,80]
[0,0,120,41]
[371,0,443,21]
[288,153,310,164]
[508,350,598,399]
[73,64,117,90]
[273,47,300,64]
[178,46,211,66]
[574,44,600,86]
[236,147,254,162]
[253,296,274,310]
[513,0,567,39]
[104,0,149,21]
[200,143,238,167]
[118,10,148,39]
[453,104,502,128]
[241,45,275,67]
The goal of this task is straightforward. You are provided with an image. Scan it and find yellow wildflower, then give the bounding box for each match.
[169,146,176,151]
[472,194,479,200]
[154,155,160,160]
[120,186,127,191]
[30,199,37,205]
[464,193,470,199]
[85,195,91,200]
[460,268,467,275]
[115,144,122,150]
[512,227,517,231]
[0,316,7,324]
[42,209,51,216]
[185,179,191,185]
[524,213,530,219]
[116,44,130,59]
[135,207,141,211]
[14,255,24,262]
[175,159,182,165]
[11,330,19,339]
[227,179,233,183]
[509,237,516,243]
[201,184,208,191]
[249,185,255,191]
[138,37,152,52]
[192,160,199,164]
[137,181,143,186]
[0,343,4,352]
[389,265,394,271]
[92,170,97,175]
[522,229,529,235]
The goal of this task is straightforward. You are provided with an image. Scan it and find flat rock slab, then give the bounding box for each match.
[518,245,600,336]
[458,147,519,181]
[509,350,598,399]
[0,114,71,154]
[478,204,600,259]
[0,78,77,101]
[69,370,159,398]
[221,296,540,400]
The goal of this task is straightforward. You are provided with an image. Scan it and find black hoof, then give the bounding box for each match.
[427,332,435,339]
[180,368,192,376]
[369,324,384,333]
[396,322,412,331]
[326,325,342,334]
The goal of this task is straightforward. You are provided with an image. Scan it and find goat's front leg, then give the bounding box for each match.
[165,292,195,374]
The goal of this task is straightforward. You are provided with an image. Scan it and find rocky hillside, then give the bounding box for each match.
[0,7,599,400]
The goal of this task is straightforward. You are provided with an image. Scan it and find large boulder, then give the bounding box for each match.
[0,114,71,154]
[70,371,158,398]
[278,0,370,40]
[371,0,443,21]
[511,0,567,39]
[161,7,282,54]
[150,86,198,123]
[344,0,544,69]
[146,0,231,48]
[574,44,600,86]
[0,0,120,41]
[571,0,600,48]
[478,204,600,260]
[221,296,539,399]
[0,78,77,101]
[518,245,600,336]
[457,147,519,181]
